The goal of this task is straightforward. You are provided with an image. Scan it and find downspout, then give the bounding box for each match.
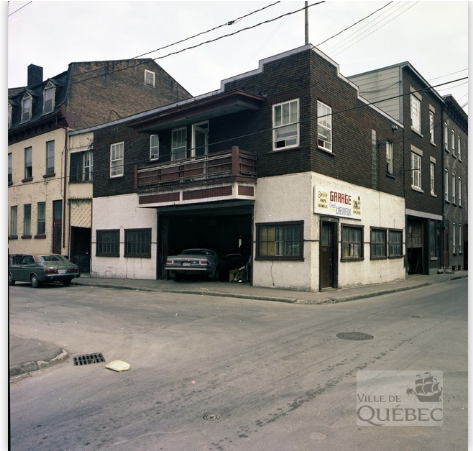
[63,126,68,254]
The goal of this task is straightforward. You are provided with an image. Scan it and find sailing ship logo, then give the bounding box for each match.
[406,372,443,402]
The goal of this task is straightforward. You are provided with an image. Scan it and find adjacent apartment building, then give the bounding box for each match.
[349,63,468,274]
[83,44,409,291]
[8,60,191,271]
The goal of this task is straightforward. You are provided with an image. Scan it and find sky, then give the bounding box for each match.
[6,1,469,114]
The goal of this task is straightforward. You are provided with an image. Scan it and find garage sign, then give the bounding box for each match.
[314,186,362,219]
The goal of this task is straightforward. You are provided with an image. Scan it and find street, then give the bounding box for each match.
[9,278,468,450]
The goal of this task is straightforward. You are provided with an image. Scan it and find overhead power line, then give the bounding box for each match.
[132,1,281,59]
[8,1,32,17]
[71,1,325,85]
[317,1,393,46]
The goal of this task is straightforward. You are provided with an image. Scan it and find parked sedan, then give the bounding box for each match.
[9,254,80,288]
[165,248,228,281]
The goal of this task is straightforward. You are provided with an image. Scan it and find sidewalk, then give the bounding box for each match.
[9,271,467,378]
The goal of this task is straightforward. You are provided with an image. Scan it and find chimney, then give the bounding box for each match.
[27,64,43,87]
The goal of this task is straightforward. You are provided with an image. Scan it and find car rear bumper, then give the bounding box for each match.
[165,266,211,276]
[39,273,81,283]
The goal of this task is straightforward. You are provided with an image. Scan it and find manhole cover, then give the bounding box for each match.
[203,413,221,421]
[336,332,374,341]
[73,353,105,366]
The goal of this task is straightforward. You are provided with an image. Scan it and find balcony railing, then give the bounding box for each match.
[135,146,256,188]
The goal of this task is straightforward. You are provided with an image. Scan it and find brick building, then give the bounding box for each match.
[86,45,410,291]
[8,60,191,272]
[349,63,468,274]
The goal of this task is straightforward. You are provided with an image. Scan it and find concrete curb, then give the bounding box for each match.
[10,348,69,377]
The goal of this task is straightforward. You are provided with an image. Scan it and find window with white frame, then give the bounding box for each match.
[171,127,187,160]
[144,70,155,87]
[10,206,17,237]
[43,83,55,114]
[444,169,449,201]
[386,141,394,175]
[110,142,124,177]
[458,224,462,254]
[273,99,299,150]
[24,147,32,179]
[410,93,421,133]
[317,100,332,151]
[451,129,455,155]
[150,135,159,160]
[70,150,93,182]
[457,135,461,160]
[430,162,435,195]
[23,204,31,236]
[458,177,462,206]
[46,140,55,175]
[452,222,456,254]
[21,94,32,123]
[411,152,421,189]
[444,122,448,150]
[429,109,435,143]
[451,173,456,204]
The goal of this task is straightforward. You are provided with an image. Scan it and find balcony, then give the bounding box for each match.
[135,146,256,189]
[136,146,257,207]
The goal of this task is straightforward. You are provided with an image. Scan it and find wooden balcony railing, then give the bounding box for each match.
[135,146,256,188]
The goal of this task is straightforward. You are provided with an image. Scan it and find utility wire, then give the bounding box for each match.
[8,1,32,17]
[317,1,393,46]
[70,1,325,85]
[331,2,419,57]
[132,1,281,59]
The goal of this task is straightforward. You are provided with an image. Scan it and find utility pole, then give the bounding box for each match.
[305,1,309,45]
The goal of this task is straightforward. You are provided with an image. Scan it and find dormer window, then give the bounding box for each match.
[43,83,55,114]
[144,70,155,87]
[21,94,32,123]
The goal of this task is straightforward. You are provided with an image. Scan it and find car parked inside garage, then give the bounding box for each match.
[9,254,81,288]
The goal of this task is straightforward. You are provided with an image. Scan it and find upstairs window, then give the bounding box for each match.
[43,83,55,114]
[317,100,332,151]
[70,150,93,182]
[444,122,448,150]
[46,140,55,175]
[24,147,32,179]
[430,161,435,195]
[410,93,421,133]
[429,109,435,143]
[444,169,449,201]
[8,153,12,184]
[451,129,455,155]
[411,151,421,190]
[451,173,456,204]
[386,141,394,175]
[458,178,462,207]
[457,135,462,160]
[144,70,155,87]
[150,134,159,160]
[110,142,124,178]
[171,127,187,160]
[21,94,32,123]
[273,99,299,150]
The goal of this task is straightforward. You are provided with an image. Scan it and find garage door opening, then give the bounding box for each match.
[157,205,253,282]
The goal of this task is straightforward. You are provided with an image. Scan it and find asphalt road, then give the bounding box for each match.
[9,278,467,450]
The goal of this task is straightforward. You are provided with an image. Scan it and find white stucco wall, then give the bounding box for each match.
[91,194,157,279]
[253,172,406,292]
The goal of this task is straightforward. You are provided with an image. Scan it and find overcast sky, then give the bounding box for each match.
[7,1,469,113]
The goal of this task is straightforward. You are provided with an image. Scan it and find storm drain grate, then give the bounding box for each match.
[203,413,221,421]
[336,332,374,341]
[73,353,105,366]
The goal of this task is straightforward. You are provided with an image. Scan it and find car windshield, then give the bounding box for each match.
[40,255,69,263]
[181,249,214,256]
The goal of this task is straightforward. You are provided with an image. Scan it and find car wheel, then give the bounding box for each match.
[30,274,41,288]
[8,272,15,286]
[63,279,72,286]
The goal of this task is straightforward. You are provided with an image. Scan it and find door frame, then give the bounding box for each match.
[319,217,339,290]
